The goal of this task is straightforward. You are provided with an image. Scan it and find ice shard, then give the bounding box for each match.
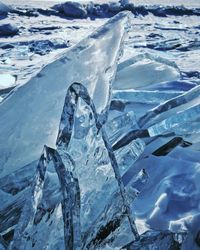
[0,11,130,178]
[56,82,139,247]
[115,138,145,175]
[10,146,81,250]
[106,111,139,144]
[138,85,200,128]
[148,103,200,137]
[7,81,142,249]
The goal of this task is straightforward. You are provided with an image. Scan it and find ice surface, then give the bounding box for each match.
[126,154,200,234]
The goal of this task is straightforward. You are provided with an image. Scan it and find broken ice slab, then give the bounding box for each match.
[122,230,187,250]
[7,46,30,60]
[0,11,130,178]
[139,85,200,128]
[0,1,11,16]
[112,89,184,104]
[152,137,191,156]
[114,52,180,90]
[0,24,19,36]
[147,103,200,137]
[170,121,200,136]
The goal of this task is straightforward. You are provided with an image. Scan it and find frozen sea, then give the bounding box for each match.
[0,0,200,249]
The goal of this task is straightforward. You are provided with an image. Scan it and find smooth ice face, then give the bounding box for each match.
[113,53,180,90]
[0,12,130,178]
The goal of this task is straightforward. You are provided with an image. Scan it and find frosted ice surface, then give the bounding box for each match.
[130,155,200,233]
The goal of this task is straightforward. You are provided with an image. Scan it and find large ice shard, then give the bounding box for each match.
[56,82,139,248]
[0,11,130,178]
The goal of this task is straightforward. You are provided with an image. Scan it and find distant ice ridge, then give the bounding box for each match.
[53,1,200,19]
[0,11,130,178]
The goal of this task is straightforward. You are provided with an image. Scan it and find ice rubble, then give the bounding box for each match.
[0,9,200,250]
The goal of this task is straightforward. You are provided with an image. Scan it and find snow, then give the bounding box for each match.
[0,74,16,90]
